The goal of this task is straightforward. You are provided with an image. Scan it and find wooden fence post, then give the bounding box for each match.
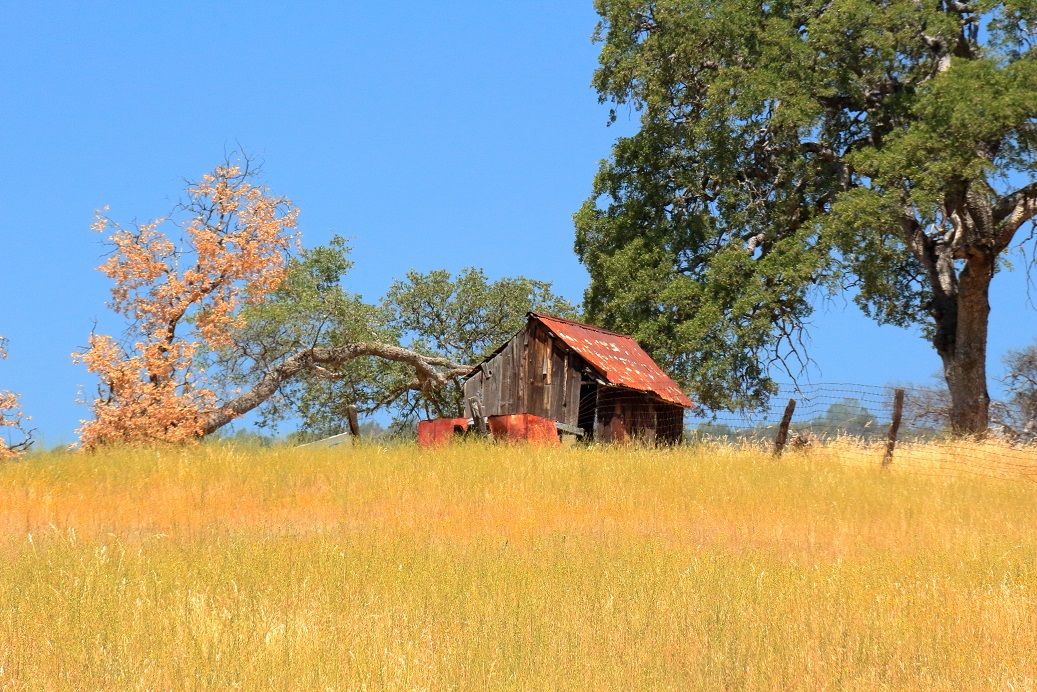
[774,398,797,456]
[346,404,360,444]
[468,397,487,436]
[883,389,905,467]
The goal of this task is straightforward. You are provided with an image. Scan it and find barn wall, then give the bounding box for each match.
[655,404,685,444]
[593,387,685,445]
[464,322,582,428]
[464,320,687,443]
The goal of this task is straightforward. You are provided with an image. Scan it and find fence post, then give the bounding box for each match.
[346,404,360,444]
[468,397,487,436]
[883,389,905,467]
[774,398,797,456]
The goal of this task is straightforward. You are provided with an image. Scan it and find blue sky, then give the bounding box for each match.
[1,2,1035,446]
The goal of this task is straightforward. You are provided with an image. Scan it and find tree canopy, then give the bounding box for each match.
[76,162,470,447]
[241,264,577,436]
[381,268,578,420]
[576,0,1037,432]
[75,158,576,445]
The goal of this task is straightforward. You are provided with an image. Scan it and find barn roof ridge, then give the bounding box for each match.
[525,312,629,337]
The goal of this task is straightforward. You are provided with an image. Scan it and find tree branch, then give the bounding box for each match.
[201,342,471,435]
[994,181,1037,251]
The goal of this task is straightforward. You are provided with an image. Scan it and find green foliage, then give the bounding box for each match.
[577,0,1037,412]
[382,268,578,420]
[384,268,577,365]
[209,236,393,437]
[214,240,577,434]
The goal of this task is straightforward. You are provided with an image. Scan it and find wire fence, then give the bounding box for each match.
[571,382,1037,483]
[686,382,913,442]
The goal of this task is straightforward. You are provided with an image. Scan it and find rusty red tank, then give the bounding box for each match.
[487,413,560,446]
[417,417,469,447]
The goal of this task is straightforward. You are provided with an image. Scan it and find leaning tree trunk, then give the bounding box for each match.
[933,252,993,436]
[200,342,471,436]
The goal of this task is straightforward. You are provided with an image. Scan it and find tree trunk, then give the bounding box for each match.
[200,342,470,436]
[934,253,993,435]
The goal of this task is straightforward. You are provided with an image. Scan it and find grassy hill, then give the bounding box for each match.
[1,443,1034,688]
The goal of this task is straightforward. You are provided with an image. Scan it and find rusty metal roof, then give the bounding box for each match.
[530,313,694,408]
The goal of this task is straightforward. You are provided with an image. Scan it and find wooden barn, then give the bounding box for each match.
[461,313,693,444]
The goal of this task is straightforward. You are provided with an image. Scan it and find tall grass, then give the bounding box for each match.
[0,442,1034,689]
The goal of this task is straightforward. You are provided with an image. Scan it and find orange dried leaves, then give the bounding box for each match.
[74,335,212,445]
[75,163,300,448]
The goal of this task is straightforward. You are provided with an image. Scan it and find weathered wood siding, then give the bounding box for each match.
[464,322,582,427]
[594,387,684,445]
[464,320,685,444]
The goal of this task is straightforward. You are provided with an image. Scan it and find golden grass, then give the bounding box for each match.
[0,442,1034,689]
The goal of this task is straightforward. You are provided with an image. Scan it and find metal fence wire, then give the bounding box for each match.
[572,382,1037,483]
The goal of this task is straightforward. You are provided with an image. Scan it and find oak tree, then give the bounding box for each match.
[380,268,577,421]
[76,160,469,447]
[576,0,1037,433]
[231,263,577,435]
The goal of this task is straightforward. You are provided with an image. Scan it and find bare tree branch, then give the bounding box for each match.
[994,181,1037,251]
[202,342,470,435]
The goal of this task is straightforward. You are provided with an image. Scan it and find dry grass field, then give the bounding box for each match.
[0,441,1035,689]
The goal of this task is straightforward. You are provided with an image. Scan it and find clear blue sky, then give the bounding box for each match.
[2,2,1035,446]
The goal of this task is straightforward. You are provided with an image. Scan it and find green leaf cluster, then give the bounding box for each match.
[211,240,576,435]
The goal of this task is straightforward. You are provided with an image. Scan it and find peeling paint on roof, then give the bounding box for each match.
[530,313,694,408]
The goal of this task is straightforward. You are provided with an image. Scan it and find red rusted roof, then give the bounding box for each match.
[530,313,694,408]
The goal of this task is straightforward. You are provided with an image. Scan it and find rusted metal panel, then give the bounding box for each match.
[540,326,553,414]
[530,313,693,409]
[485,358,501,415]
[527,325,544,417]
[487,413,560,446]
[537,325,550,416]
[418,418,469,447]
[550,347,565,422]
[501,339,514,413]
[540,328,552,414]
[517,332,529,413]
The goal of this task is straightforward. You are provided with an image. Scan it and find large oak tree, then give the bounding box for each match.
[221,258,576,437]
[576,0,1037,433]
[76,161,469,447]
[77,159,575,446]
